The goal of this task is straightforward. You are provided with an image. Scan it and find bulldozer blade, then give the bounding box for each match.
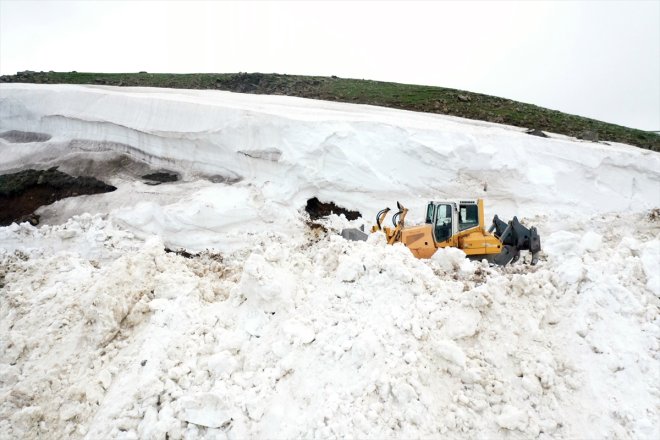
[493,245,519,266]
[491,215,542,265]
[528,226,541,254]
[530,252,540,266]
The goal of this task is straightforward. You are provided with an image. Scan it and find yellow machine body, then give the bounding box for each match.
[374,199,504,260]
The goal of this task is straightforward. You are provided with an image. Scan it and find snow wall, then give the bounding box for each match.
[1,84,659,250]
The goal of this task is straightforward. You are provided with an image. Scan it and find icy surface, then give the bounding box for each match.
[1,85,659,439]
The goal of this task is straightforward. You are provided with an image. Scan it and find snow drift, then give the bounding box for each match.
[1,84,659,439]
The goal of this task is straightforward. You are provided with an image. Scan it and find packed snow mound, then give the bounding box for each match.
[1,84,659,250]
[0,212,658,439]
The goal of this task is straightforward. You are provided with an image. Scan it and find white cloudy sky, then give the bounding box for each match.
[1,0,658,130]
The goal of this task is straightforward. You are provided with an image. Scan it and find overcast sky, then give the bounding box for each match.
[1,0,658,130]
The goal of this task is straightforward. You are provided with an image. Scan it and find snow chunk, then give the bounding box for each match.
[239,253,293,312]
[207,351,239,377]
[544,230,581,257]
[350,330,379,364]
[392,380,418,403]
[580,231,603,253]
[154,270,198,299]
[336,254,364,282]
[440,306,481,339]
[282,319,316,344]
[555,256,584,284]
[431,247,475,275]
[181,393,231,428]
[641,239,660,296]
[434,340,466,367]
[496,404,528,431]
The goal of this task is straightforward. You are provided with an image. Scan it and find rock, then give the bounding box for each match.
[526,128,548,138]
[305,197,361,221]
[578,130,599,142]
[16,213,40,226]
[0,168,116,226]
[142,171,179,184]
[458,94,471,102]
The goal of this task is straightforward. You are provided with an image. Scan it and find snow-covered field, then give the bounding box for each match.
[1,84,659,439]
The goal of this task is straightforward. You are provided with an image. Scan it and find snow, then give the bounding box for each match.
[1,84,659,439]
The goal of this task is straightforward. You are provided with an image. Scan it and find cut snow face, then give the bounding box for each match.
[0,83,658,243]
[0,84,659,440]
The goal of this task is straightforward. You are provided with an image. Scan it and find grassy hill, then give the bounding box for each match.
[2,71,658,152]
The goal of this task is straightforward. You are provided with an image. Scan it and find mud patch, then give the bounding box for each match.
[0,130,52,143]
[305,197,361,221]
[0,167,116,226]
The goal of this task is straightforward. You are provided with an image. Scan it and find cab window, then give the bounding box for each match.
[425,204,435,224]
[459,204,479,231]
[434,204,452,242]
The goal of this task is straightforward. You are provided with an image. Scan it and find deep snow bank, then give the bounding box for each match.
[1,84,659,250]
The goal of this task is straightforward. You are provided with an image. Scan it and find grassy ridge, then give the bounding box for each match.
[2,71,658,151]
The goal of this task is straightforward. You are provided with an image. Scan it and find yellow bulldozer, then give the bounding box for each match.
[341,198,541,266]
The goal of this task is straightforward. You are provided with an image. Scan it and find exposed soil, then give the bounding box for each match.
[305,197,361,221]
[0,168,116,226]
[649,208,660,222]
[164,247,224,263]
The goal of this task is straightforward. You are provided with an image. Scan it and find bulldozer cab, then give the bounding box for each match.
[425,200,482,244]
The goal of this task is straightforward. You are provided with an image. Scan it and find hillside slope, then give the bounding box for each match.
[2,71,658,151]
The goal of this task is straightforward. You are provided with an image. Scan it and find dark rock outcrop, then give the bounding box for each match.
[305,197,361,221]
[0,167,116,226]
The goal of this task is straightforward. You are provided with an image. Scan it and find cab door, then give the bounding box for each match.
[433,203,455,244]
